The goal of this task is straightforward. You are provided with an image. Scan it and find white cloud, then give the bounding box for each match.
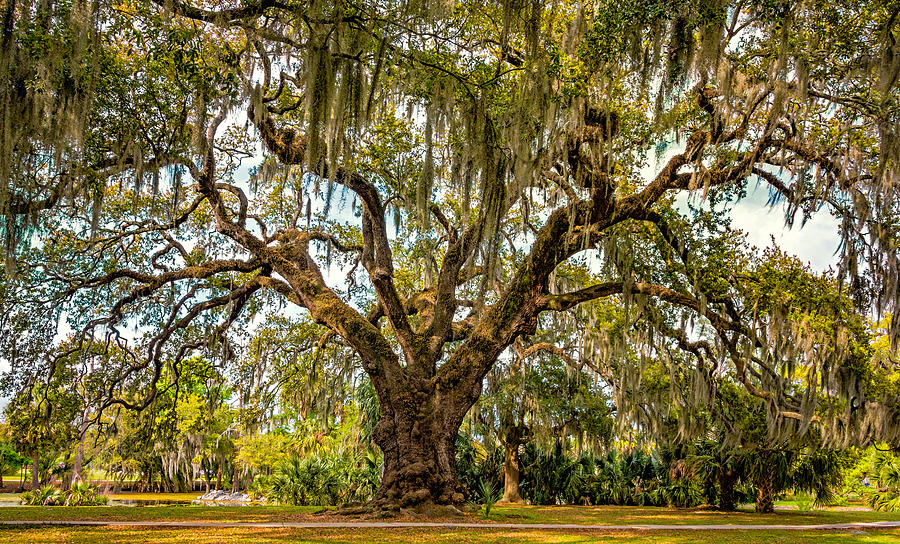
[728,185,840,272]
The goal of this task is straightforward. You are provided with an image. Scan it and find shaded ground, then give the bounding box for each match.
[1,526,898,544]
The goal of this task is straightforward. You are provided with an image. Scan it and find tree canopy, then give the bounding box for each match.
[1,0,899,507]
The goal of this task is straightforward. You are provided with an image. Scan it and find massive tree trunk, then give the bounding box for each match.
[370,378,470,507]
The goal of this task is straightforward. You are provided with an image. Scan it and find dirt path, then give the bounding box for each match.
[1,520,899,531]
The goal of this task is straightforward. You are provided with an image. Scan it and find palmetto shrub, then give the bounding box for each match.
[663,477,703,508]
[268,455,341,506]
[19,483,107,506]
[519,442,590,505]
[20,485,62,506]
[265,451,380,506]
[477,479,501,518]
[869,454,900,512]
[663,459,703,508]
[586,450,668,507]
[457,437,718,508]
[456,432,503,502]
[512,444,671,506]
[64,482,109,506]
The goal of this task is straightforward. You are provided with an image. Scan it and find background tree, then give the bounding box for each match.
[474,329,615,503]
[3,368,78,489]
[0,438,26,489]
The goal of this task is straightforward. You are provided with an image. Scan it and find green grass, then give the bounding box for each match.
[108,492,198,502]
[1,491,200,503]
[488,504,900,525]
[0,504,896,543]
[0,506,326,523]
[0,527,897,544]
[0,504,896,525]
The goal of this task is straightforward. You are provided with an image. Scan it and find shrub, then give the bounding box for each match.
[265,451,380,506]
[64,482,108,506]
[20,485,62,506]
[477,479,501,518]
[19,483,107,506]
[664,478,703,508]
[869,455,900,512]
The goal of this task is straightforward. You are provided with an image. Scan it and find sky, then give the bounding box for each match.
[704,184,839,273]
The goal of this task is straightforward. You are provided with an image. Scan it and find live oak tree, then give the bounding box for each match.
[2,1,900,507]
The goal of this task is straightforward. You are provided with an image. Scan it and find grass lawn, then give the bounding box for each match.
[0,504,897,525]
[108,492,199,502]
[489,504,900,525]
[0,527,898,543]
[0,505,898,543]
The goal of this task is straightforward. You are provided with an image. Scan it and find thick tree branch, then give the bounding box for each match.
[151,0,287,24]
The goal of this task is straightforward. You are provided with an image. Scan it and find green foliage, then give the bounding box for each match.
[234,431,293,477]
[3,362,81,485]
[520,443,592,505]
[19,486,62,506]
[664,476,703,508]
[63,483,109,506]
[791,450,849,507]
[688,442,749,508]
[264,451,380,506]
[456,430,501,499]
[457,438,713,508]
[89,355,236,493]
[455,431,858,512]
[0,441,27,477]
[862,448,900,512]
[477,479,501,519]
[19,483,107,506]
[794,492,815,512]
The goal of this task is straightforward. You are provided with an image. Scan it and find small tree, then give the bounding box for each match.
[4,371,79,489]
[689,442,748,511]
[0,440,26,488]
